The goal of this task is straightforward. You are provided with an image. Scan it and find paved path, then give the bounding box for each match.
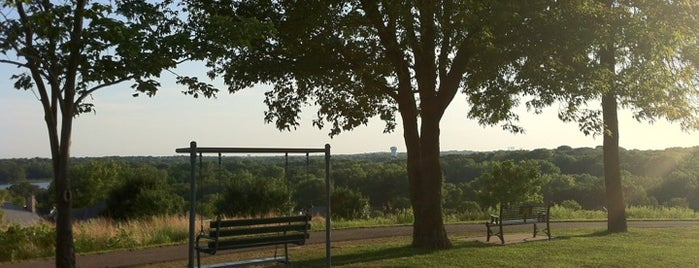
[3,221,698,268]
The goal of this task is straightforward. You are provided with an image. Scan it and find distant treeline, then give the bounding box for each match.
[1,146,698,220]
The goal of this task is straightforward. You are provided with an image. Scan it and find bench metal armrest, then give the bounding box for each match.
[489,214,500,224]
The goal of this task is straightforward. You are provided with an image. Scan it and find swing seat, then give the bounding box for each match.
[195,214,311,268]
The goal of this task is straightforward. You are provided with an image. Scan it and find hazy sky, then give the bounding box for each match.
[1,62,697,159]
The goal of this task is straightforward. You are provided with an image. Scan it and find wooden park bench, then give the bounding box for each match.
[485,203,551,244]
[195,214,311,268]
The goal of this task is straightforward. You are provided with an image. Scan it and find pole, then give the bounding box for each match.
[324,144,331,267]
[187,141,197,268]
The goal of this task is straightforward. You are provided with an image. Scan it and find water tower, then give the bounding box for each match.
[390,146,398,157]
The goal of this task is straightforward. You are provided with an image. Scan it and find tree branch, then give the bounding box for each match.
[75,76,135,106]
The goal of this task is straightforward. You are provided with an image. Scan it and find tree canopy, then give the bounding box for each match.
[183,0,571,249]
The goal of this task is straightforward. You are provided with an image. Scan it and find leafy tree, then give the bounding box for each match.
[0,1,191,265]
[5,181,48,211]
[532,0,699,233]
[218,172,293,217]
[443,182,478,214]
[184,0,558,248]
[331,187,370,220]
[572,174,606,209]
[68,160,124,208]
[105,166,184,220]
[294,175,326,209]
[0,160,25,183]
[476,160,544,209]
[541,173,577,205]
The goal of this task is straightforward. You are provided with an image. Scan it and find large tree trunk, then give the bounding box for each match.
[401,105,451,248]
[54,128,75,267]
[54,160,75,267]
[601,93,627,233]
[599,10,628,232]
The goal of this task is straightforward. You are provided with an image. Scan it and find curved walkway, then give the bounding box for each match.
[4,220,698,268]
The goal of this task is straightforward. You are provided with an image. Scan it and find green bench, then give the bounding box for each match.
[485,203,551,244]
[196,214,311,268]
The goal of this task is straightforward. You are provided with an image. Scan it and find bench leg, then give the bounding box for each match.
[485,223,504,244]
[533,223,538,238]
[498,224,504,244]
[196,250,201,268]
[485,224,492,242]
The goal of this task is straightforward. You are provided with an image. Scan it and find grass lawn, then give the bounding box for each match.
[140,226,699,268]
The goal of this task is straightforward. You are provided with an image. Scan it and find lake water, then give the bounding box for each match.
[0,181,51,190]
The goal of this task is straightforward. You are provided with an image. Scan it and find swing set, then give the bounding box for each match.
[176,142,332,268]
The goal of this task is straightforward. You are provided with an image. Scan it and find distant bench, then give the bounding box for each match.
[485,203,551,244]
[196,214,311,268]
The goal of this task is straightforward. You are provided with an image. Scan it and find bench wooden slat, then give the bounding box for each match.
[212,233,309,250]
[211,223,310,237]
[210,215,310,228]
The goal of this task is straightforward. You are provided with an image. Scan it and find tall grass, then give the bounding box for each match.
[73,215,190,252]
[626,206,697,220]
[0,215,190,263]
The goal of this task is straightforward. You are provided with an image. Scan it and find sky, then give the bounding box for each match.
[1,62,697,159]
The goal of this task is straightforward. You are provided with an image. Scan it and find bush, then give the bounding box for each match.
[105,166,185,220]
[0,224,54,262]
[626,206,696,219]
[331,187,370,220]
[477,160,544,209]
[559,200,583,211]
[664,197,689,208]
[218,172,293,217]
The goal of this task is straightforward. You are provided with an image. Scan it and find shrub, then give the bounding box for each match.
[331,187,370,220]
[559,200,583,211]
[105,166,185,220]
[0,224,54,262]
[218,174,293,217]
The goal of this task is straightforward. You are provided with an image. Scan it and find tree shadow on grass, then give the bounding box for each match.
[550,230,611,241]
[289,240,492,267]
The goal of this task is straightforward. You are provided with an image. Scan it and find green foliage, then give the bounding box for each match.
[331,187,371,220]
[105,166,184,220]
[0,224,55,262]
[549,205,607,220]
[69,160,125,208]
[443,182,479,214]
[294,175,326,209]
[477,160,544,209]
[2,146,699,221]
[5,181,44,206]
[559,200,583,211]
[218,171,293,217]
[626,206,696,220]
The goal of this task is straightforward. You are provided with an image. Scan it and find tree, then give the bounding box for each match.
[0,1,188,266]
[331,186,371,220]
[218,171,293,217]
[184,0,556,248]
[6,181,42,206]
[476,160,544,209]
[531,0,699,232]
[69,160,124,208]
[105,166,185,220]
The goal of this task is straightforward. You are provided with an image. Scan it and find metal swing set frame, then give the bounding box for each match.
[176,142,333,268]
